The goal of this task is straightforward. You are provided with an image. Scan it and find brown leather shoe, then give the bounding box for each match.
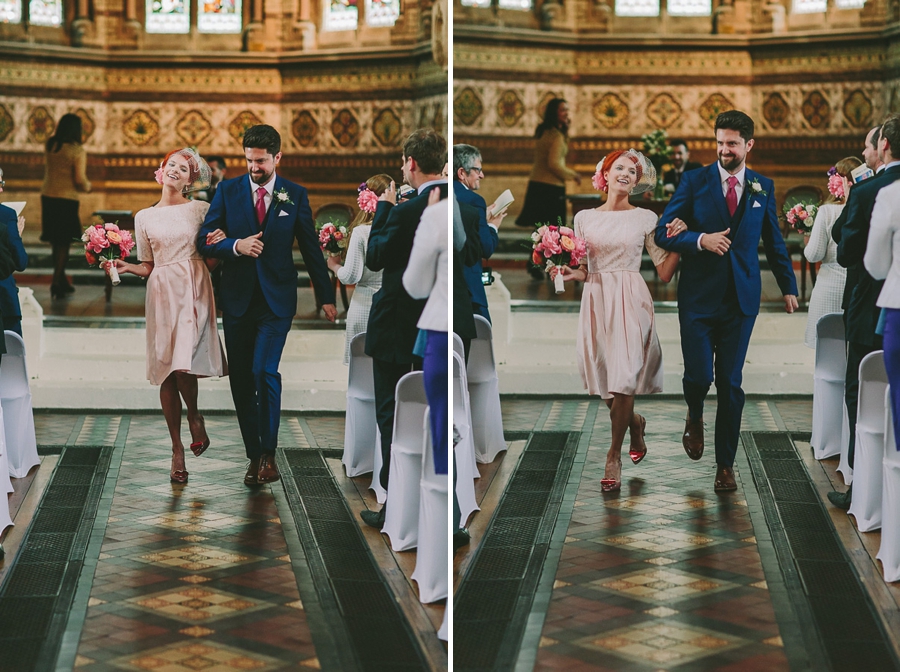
[257,453,280,484]
[714,465,737,492]
[243,458,261,486]
[683,415,704,461]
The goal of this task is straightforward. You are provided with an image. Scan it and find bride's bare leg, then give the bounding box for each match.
[160,373,186,475]
[175,372,206,444]
[604,393,634,484]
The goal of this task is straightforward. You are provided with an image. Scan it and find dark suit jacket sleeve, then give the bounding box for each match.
[836,189,871,268]
[365,200,396,272]
[460,204,482,267]
[831,201,849,245]
[655,171,702,253]
[294,187,335,305]
[0,206,26,271]
[0,223,17,281]
[196,184,241,259]
[478,213,498,259]
[760,181,799,296]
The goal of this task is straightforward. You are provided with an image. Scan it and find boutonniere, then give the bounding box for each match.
[748,178,768,198]
[274,188,294,209]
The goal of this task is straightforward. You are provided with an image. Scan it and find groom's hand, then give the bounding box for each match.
[322,304,337,322]
[700,228,731,256]
[783,295,799,314]
[236,231,264,258]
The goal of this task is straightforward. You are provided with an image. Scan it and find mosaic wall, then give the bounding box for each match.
[0,96,447,156]
[453,79,893,138]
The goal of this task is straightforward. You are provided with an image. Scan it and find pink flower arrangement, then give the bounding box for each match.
[782,201,819,235]
[316,221,350,257]
[154,167,164,185]
[592,170,607,193]
[357,184,379,214]
[827,167,844,200]
[530,220,587,270]
[81,223,135,261]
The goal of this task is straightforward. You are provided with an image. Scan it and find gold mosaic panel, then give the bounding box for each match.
[593,93,629,129]
[372,107,402,147]
[497,90,525,127]
[801,90,831,129]
[646,93,682,129]
[454,86,484,126]
[176,109,213,147]
[74,107,94,143]
[122,109,159,147]
[26,105,55,144]
[763,92,790,130]
[292,110,319,148]
[228,110,264,143]
[331,108,360,147]
[698,93,735,129]
[0,104,13,143]
[843,88,873,128]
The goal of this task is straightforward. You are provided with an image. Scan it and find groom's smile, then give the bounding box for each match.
[716,128,754,173]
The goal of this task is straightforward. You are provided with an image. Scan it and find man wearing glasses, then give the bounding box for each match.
[453,144,507,322]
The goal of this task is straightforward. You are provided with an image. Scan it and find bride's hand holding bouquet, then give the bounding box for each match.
[531,220,587,293]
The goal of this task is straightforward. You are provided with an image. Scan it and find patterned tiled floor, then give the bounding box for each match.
[4,412,443,672]
[495,397,816,671]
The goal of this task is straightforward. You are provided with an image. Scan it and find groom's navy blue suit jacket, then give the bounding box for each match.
[196,173,334,317]
[654,163,797,314]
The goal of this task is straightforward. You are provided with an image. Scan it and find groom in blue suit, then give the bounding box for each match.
[656,111,798,491]
[198,125,336,485]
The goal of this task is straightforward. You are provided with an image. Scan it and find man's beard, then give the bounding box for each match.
[250,169,273,185]
[718,155,742,172]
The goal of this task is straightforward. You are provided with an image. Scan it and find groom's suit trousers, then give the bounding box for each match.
[223,283,292,459]
[680,296,756,468]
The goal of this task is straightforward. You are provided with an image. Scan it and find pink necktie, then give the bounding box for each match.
[726,176,738,217]
[255,188,267,227]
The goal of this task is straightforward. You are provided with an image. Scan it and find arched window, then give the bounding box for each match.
[0,0,23,21]
[667,0,710,15]
[1,0,63,24]
[145,0,243,32]
[323,0,398,30]
[614,0,658,17]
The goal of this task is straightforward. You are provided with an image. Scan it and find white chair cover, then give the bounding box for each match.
[1,332,38,479]
[811,314,848,460]
[452,332,464,358]
[0,402,13,536]
[411,408,449,603]
[848,351,887,532]
[438,605,448,641]
[878,386,900,582]
[453,352,479,529]
[838,401,853,485]
[467,316,506,464]
[382,372,427,552]
[370,425,386,504]
[343,332,379,478]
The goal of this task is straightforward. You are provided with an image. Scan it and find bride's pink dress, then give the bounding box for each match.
[135,199,227,386]
[574,207,668,398]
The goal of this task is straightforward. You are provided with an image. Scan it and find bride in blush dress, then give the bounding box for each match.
[107,148,227,484]
[554,150,681,491]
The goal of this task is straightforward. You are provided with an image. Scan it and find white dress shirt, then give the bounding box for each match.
[234,172,277,256]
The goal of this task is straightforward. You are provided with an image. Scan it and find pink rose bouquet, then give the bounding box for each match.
[530,219,587,293]
[782,201,819,235]
[81,222,135,286]
[316,221,350,257]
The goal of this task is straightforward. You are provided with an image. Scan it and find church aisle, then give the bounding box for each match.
[0,413,445,672]
[453,398,900,671]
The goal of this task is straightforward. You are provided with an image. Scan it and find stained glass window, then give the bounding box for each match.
[366,0,398,26]
[498,0,531,8]
[323,0,357,30]
[792,0,825,12]
[198,0,242,32]
[146,0,189,33]
[834,0,864,8]
[614,0,659,16]
[460,0,490,7]
[28,0,61,25]
[667,0,710,15]
[0,0,21,23]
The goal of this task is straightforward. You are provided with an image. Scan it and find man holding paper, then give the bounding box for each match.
[453,144,509,322]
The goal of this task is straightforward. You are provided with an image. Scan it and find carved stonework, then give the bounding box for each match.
[27,106,55,144]
[593,93,629,130]
[801,91,831,129]
[176,110,212,147]
[122,110,159,147]
[762,92,790,129]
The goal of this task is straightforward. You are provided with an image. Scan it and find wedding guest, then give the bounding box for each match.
[108,148,227,484]
[662,139,703,192]
[361,129,447,529]
[554,150,680,491]
[41,113,91,299]
[828,118,900,509]
[802,156,861,348]
[403,189,448,476]
[453,143,506,322]
[326,174,391,364]
[0,168,28,335]
[516,99,581,279]
[866,167,900,452]
[196,155,227,203]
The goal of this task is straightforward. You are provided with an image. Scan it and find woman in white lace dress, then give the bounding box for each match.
[327,175,391,363]
[803,157,861,348]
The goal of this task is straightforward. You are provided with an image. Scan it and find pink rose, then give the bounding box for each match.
[559,226,574,236]
[560,235,575,252]
[106,230,123,245]
[334,231,344,241]
[154,167,164,185]
[592,171,607,193]
[357,188,379,214]
[87,225,110,253]
[828,173,844,200]
[541,230,561,255]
